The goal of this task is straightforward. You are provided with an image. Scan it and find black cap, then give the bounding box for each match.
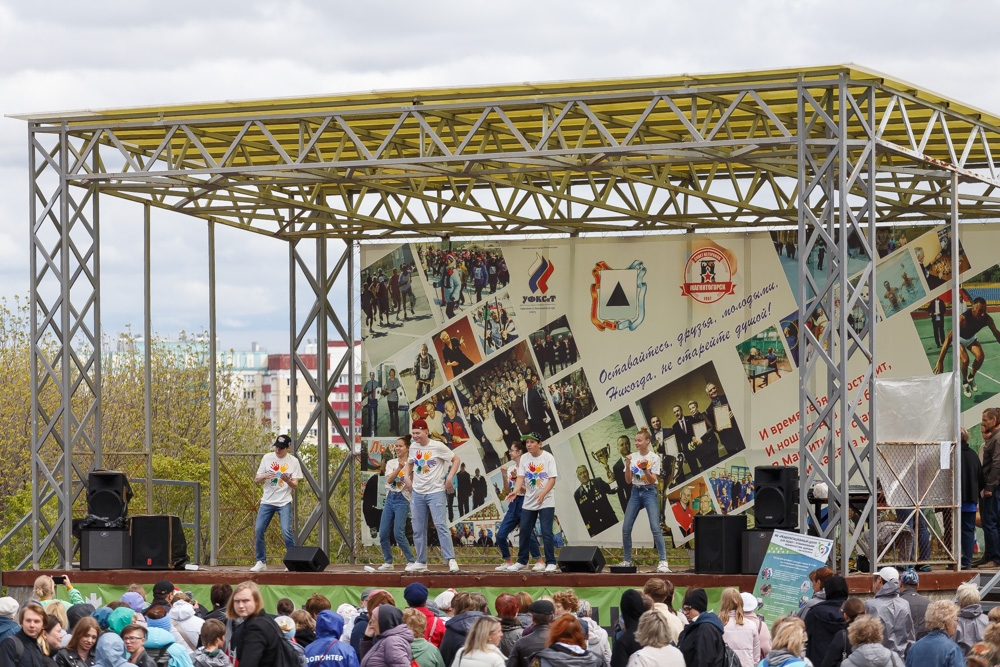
[153,580,174,597]
[683,588,708,613]
[274,434,292,449]
[528,600,554,615]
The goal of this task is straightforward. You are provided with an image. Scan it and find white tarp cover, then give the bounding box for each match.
[874,373,955,443]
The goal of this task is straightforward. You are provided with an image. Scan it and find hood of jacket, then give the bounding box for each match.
[170,600,196,623]
[959,603,984,619]
[620,589,644,628]
[848,642,897,667]
[445,610,482,636]
[144,626,177,649]
[690,611,725,633]
[534,644,603,667]
[379,623,414,643]
[315,610,345,639]
[765,648,803,666]
[108,607,136,635]
[95,633,129,667]
[811,599,848,631]
[875,579,901,599]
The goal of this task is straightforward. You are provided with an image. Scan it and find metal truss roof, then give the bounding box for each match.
[13,63,1000,239]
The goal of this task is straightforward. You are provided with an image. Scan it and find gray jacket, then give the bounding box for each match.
[863,580,913,657]
[899,588,930,638]
[955,603,989,654]
[794,590,825,621]
[842,643,904,667]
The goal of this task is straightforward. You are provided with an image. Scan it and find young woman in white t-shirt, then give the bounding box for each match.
[621,427,671,573]
[377,436,415,570]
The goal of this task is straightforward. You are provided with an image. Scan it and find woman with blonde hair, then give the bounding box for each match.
[33,575,84,608]
[452,616,506,667]
[762,617,808,667]
[718,589,759,667]
[45,601,70,646]
[841,615,902,667]
[627,610,683,667]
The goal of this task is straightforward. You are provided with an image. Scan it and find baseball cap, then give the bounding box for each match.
[360,588,376,603]
[153,580,174,597]
[434,589,456,611]
[877,566,899,582]
[740,592,759,613]
[273,434,292,449]
[520,432,541,443]
[900,569,919,586]
[411,419,428,431]
[120,592,145,613]
[0,597,17,619]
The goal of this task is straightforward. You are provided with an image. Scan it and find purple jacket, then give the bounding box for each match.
[358,624,414,667]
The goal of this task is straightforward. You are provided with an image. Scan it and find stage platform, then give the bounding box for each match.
[2,565,977,593]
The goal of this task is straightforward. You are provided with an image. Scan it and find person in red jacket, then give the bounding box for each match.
[403,584,445,648]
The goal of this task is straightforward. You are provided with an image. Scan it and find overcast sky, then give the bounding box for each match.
[3,0,1000,353]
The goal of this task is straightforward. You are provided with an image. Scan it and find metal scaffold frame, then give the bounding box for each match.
[11,64,1000,570]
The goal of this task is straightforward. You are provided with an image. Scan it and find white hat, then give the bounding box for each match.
[434,589,457,610]
[877,566,899,582]
[740,592,759,613]
[0,597,17,619]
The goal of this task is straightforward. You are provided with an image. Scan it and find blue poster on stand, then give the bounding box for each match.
[753,529,834,626]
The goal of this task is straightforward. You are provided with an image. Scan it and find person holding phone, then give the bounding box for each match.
[32,575,84,609]
[251,434,304,572]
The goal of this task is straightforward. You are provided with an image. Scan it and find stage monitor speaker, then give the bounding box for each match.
[131,515,188,569]
[87,470,133,521]
[284,546,330,572]
[81,528,131,570]
[754,466,799,529]
[742,529,773,575]
[695,514,746,574]
[558,546,606,573]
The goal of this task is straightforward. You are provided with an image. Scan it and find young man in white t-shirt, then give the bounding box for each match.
[403,418,462,572]
[250,434,304,572]
[621,426,670,573]
[506,432,559,572]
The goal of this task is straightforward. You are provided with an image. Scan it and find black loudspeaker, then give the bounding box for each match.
[131,515,188,569]
[754,466,799,529]
[695,514,746,574]
[87,471,133,521]
[742,529,773,575]
[284,546,330,572]
[81,528,131,570]
[557,546,606,573]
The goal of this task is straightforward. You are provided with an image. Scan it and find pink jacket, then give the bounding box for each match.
[721,611,760,667]
[745,611,771,657]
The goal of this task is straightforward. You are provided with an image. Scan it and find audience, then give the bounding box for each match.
[842,614,902,667]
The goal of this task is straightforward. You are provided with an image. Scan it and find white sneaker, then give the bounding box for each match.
[970,377,979,392]
[618,560,632,568]
[532,561,546,572]
[404,562,419,572]
[378,563,394,571]
[657,561,672,573]
[496,562,514,571]
[409,562,429,572]
[507,562,527,571]
[544,564,558,572]
[448,559,460,572]
[250,560,266,572]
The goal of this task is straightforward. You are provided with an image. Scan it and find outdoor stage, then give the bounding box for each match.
[1,565,976,594]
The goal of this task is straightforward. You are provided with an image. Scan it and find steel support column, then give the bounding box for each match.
[208,220,219,566]
[798,79,879,574]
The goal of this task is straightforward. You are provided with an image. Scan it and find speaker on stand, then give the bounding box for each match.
[87,470,133,523]
[82,470,134,568]
[754,466,799,530]
[131,515,188,569]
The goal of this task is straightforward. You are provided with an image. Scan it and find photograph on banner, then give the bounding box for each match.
[563,407,637,538]
[488,466,512,513]
[707,456,753,515]
[432,317,483,381]
[877,250,928,318]
[548,369,598,430]
[398,339,446,405]
[449,460,494,520]
[876,225,932,259]
[453,339,559,442]
[779,312,800,367]
[453,520,499,547]
[410,386,469,449]
[529,315,581,380]
[472,294,520,356]
[415,242,510,321]
[458,401,505,472]
[360,361,410,438]
[664,476,711,546]
[771,230,869,306]
[360,438,397,472]
[634,360,746,489]
[361,244,438,366]
[734,326,790,394]
[753,530,834,626]
[917,262,1000,409]
[912,224,971,289]
[360,470,386,542]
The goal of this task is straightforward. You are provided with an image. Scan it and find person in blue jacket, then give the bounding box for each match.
[305,611,359,667]
[0,598,19,645]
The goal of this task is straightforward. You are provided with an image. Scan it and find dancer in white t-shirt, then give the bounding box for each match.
[377,435,415,571]
[506,432,558,572]
[620,427,670,573]
[403,418,462,572]
[250,434,304,572]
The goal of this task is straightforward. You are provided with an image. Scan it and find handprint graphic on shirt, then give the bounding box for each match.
[412,449,437,474]
[269,461,289,486]
[524,462,549,489]
[630,459,650,476]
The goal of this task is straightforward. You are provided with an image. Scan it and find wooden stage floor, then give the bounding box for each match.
[2,564,977,593]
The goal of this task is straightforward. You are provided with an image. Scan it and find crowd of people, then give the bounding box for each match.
[418,247,509,319]
[5,566,1000,667]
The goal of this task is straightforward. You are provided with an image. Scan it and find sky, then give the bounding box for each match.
[3,0,1000,353]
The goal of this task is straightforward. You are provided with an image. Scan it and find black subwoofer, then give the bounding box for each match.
[131,515,188,569]
[557,546,606,573]
[81,528,131,570]
[694,514,746,574]
[283,546,330,572]
[87,471,133,521]
[742,529,773,575]
[754,466,799,529]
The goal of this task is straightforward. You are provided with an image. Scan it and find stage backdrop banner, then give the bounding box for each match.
[358,225,996,553]
[752,530,833,626]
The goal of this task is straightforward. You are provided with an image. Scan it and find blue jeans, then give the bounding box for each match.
[497,495,539,560]
[622,484,667,562]
[379,491,415,564]
[518,507,555,565]
[981,493,1000,563]
[411,491,455,563]
[962,510,977,567]
[254,502,294,562]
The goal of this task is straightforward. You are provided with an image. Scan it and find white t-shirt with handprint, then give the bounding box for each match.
[628,450,661,486]
[385,458,411,501]
[518,451,558,511]
[257,452,304,506]
[409,439,455,495]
